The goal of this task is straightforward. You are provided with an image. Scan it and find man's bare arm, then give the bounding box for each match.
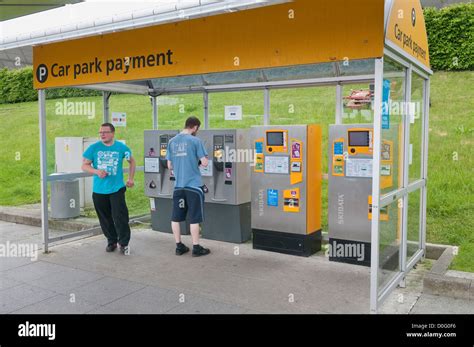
[127,156,136,180]
[200,156,209,167]
[126,156,136,188]
[81,158,107,178]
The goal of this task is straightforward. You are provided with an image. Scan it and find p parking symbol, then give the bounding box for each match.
[36,64,49,83]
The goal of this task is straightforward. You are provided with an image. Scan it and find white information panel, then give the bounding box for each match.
[144,157,160,173]
[224,105,242,121]
[346,158,373,178]
[200,163,213,177]
[264,156,289,174]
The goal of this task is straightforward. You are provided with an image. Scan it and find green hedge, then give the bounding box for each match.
[0,66,101,104]
[424,3,474,71]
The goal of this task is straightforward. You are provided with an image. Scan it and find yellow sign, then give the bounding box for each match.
[284,188,300,213]
[33,0,384,89]
[386,0,430,69]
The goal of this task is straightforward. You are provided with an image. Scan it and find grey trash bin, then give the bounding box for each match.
[50,175,80,219]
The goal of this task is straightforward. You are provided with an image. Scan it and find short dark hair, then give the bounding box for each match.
[185,116,201,129]
[101,123,115,132]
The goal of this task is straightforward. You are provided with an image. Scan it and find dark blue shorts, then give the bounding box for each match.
[171,187,205,224]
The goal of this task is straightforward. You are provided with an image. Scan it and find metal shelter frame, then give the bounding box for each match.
[34,2,433,315]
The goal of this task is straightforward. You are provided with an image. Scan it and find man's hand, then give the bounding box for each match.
[96,170,108,178]
[126,179,134,188]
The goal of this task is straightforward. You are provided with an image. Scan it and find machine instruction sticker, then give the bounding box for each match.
[291,142,301,159]
[254,140,264,173]
[264,156,289,174]
[283,188,300,213]
[334,142,344,155]
[144,157,160,173]
[150,198,156,211]
[345,158,373,178]
[291,162,301,172]
[267,189,279,207]
[200,163,213,177]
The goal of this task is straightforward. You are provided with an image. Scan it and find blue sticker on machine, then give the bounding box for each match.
[267,189,278,207]
[255,141,263,154]
[334,142,343,155]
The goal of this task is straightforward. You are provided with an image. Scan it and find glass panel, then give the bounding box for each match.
[204,70,264,85]
[407,189,421,262]
[151,75,203,90]
[264,62,335,81]
[338,59,375,77]
[342,83,374,124]
[157,94,204,130]
[150,60,354,92]
[208,90,264,129]
[409,73,425,183]
[378,198,402,291]
[380,57,405,196]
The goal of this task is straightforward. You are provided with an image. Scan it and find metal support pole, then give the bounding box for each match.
[400,65,412,275]
[370,58,384,314]
[103,91,111,123]
[421,79,430,254]
[264,88,270,125]
[38,89,49,254]
[203,91,209,129]
[335,83,343,124]
[152,96,158,130]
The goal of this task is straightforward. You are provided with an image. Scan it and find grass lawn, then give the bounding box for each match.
[0,71,472,271]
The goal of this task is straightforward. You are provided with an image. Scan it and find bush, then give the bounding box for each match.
[424,3,474,71]
[0,66,102,104]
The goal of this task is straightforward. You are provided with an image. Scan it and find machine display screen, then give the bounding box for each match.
[267,132,284,146]
[349,131,370,147]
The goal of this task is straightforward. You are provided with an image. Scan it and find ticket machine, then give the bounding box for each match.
[250,125,322,257]
[144,130,189,234]
[196,129,251,243]
[328,124,400,265]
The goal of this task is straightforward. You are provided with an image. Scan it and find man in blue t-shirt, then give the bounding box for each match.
[82,123,136,255]
[166,116,210,257]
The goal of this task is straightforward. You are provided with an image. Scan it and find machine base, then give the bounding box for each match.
[150,198,189,235]
[252,229,322,257]
[328,238,371,267]
[202,202,251,243]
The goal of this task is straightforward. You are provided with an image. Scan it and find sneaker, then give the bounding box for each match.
[106,243,117,252]
[192,245,210,257]
[175,243,190,256]
[119,245,130,256]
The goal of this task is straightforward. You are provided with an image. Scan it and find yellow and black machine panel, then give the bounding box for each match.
[251,125,322,257]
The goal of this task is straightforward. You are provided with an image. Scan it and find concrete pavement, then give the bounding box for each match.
[1,220,473,314]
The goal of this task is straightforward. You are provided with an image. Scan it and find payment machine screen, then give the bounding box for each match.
[349,131,370,147]
[267,132,284,146]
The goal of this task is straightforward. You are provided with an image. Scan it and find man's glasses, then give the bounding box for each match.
[99,131,112,135]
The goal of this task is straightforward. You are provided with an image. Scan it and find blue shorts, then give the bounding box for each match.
[172,187,205,224]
